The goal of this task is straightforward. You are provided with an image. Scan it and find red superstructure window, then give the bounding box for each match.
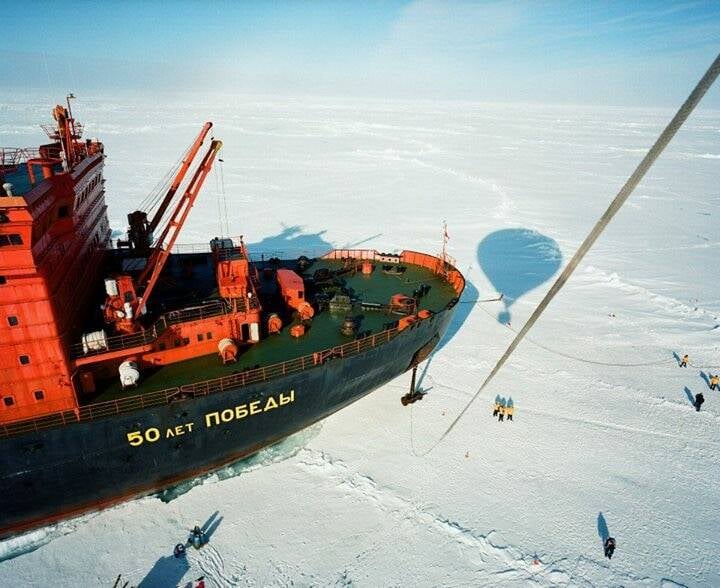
[7,316,18,327]
[0,276,6,285]
[19,355,30,365]
[0,234,23,246]
[34,390,45,401]
[2,396,14,407]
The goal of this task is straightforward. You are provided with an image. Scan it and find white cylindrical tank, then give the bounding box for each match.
[104,278,119,297]
[118,360,140,389]
[82,330,108,354]
[250,322,260,342]
[123,301,134,320]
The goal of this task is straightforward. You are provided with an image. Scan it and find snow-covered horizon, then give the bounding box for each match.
[1,95,718,586]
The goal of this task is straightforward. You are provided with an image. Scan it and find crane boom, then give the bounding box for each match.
[148,122,212,234]
[126,122,212,251]
[135,139,223,315]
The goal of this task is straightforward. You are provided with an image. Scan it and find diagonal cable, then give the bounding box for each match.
[418,52,720,455]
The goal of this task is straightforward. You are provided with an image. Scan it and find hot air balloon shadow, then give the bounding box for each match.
[478,229,562,324]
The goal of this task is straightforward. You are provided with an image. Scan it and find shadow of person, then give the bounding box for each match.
[478,229,562,324]
[203,511,223,541]
[683,386,695,405]
[672,351,681,366]
[597,512,610,543]
[138,554,189,588]
[700,371,710,388]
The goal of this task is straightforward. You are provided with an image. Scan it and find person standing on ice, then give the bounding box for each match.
[604,537,616,559]
[493,397,503,417]
[190,525,206,549]
[505,404,514,421]
[680,354,689,367]
[695,392,705,411]
[498,404,505,422]
[710,374,718,391]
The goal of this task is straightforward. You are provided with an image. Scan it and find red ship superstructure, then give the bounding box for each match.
[1,96,110,422]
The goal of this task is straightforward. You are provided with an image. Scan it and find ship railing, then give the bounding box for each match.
[70,300,232,358]
[0,147,42,170]
[1,326,403,438]
[163,300,230,327]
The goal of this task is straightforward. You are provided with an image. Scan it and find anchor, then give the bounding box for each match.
[401,365,425,406]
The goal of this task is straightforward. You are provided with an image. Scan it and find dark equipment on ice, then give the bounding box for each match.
[174,543,187,558]
[190,525,207,549]
[401,365,425,405]
[604,537,616,559]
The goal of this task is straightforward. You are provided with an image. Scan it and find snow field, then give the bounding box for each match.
[0,94,718,586]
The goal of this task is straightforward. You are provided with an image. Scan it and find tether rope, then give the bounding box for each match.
[413,52,720,456]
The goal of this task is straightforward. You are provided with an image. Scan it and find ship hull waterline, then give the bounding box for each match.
[1,306,456,538]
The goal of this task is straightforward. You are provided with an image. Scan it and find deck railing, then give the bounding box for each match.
[1,249,464,439]
[69,300,232,358]
[1,326,402,438]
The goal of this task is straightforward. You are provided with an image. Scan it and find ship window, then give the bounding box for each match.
[58,205,69,218]
[19,355,30,365]
[206,331,213,339]
[174,339,181,347]
[3,396,14,407]
[298,290,303,299]
[9,234,23,245]
[197,333,204,342]
[0,276,6,285]
[182,337,190,345]
[7,316,18,326]
[158,342,166,351]
[34,390,44,401]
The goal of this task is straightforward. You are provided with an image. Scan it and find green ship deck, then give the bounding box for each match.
[87,257,458,404]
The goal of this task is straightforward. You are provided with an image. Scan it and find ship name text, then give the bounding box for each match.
[205,390,295,428]
[125,390,296,447]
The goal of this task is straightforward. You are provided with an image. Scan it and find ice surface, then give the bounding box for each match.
[0,94,719,586]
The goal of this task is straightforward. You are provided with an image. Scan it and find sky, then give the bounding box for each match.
[1,0,719,107]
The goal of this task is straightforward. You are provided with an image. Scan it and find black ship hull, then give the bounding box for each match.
[1,306,456,537]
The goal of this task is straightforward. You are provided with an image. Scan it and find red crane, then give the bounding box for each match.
[104,138,223,333]
[126,122,213,251]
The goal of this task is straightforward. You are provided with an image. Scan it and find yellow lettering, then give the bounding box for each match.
[127,431,143,446]
[205,412,220,428]
[185,422,194,432]
[249,400,262,415]
[165,428,176,438]
[145,427,160,443]
[235,404,249,419]
[221,409,234,422]
[174,425,185,436]
[264,396,278,411]
[279,390,295,405]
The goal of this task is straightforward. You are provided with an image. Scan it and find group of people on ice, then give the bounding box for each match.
[678,353,717,412]
[492,397,514,421]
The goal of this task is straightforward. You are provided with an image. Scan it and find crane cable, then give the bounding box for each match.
[414,52,720,457]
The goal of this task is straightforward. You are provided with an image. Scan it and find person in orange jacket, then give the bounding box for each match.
[710,374,718,391]
[505,404,514,421]
[680,354,689,368]
[492,396,503,417]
